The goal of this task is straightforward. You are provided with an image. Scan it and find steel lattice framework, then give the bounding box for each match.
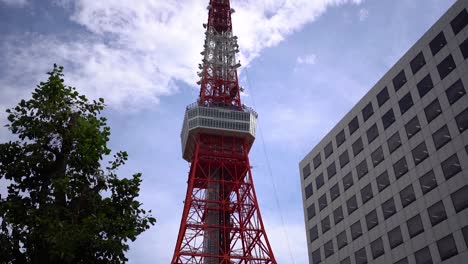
[171,0,277,263]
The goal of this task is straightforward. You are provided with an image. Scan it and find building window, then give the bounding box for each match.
[419,170,438,195]
[340,257,351,264]
[352,137,364,156]
[455,107,468,132]
[393,70,407,91]
[432,125,451,150]
[412,142,429,166]
[441,154,461,180]
[337,230,348,249]
[310,225,318,242]
[319,193,328,211]
[437,234,458,261]
[331,183,340,201]
[366,209,379,231]
[415,247,432,264]
[410,51,426,74]
[371,146,384,167]
[430,31,447,55]
[424,99,442,123]
[303,164,311,179]
[313,153,322,169]
[366,123,379,144]
[394,257,408,264]
[356,159,368,179]
[336,129,346,147]
[349,116,360,135]
[333,206,344,225]
[382,108,396,129]
[393,156,408,179]
[377,171,390,192]
[361,183,373,204]
[462,226,468,248]
[388,131,402,153]
[428,201,447,226]
[305,183,313,199]
[324,240,334,258]
[382,197,396,219]
[407,214,424,238]
[461,38,468,59]
[355,247,367,264]
[417,74,434,98]
[339,150,350,168]
[371,237,384,259]
[316,173,324,190]
[399,92,414,115]
[347,195,358,215]
[377,87,390,107]
[321,216,331,234]
[451,185,468,213]
[327,162,337,180]
[312,248,321,264]
[325,142,333,158]
[437,54,456,80]
[405,116,421,139]
[400,184,416,208]
[450,9,468,35]
[446,79,466,105]
[307,204,316,220]
[362,102,374,121]
[343,172,354,191]
[387,226,403,249]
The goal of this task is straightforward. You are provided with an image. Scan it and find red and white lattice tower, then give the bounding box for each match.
[171,1,277,263]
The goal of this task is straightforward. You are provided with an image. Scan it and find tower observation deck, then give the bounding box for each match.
[171,1,277,263]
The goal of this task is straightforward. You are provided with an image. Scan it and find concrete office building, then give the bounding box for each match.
[299,0,468,263]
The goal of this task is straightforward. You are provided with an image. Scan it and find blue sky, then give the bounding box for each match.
[0,0,457,263]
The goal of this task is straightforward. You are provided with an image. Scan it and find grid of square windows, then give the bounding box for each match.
[356,159,368,179]
[371,146,384,167]
[354,247,367,264]
[339,150,349,168]
[330,183,340,201]
[313,153,322,169]
[305,183,313,199]
[388,226,403,249]
[352,137,364,156]
[337,230,347,249]
[351,220,363,240]
[307,203,316,220]
[365,209,379,231]
[321,216,331,234]
[319,193,328,211]
[333,206,344,225]
[324,141,333,158]
[407,214,424,238]
[312,248,321,264]
[393,156,408,179]
[327,162,337,179]
[303,163,311,179]
[347,195,358,215]
[451,185,468,213]
[437,234,458,261]
[400,184,416,208]
[382,197,396,219]
[377,171,390,192]
[415,246,432,264]
[324,240,334,258]
[343,172,353,190]
[371,237,384,259]
[310,225,318,242]
[316,173,324,190]
[360,183,373,204]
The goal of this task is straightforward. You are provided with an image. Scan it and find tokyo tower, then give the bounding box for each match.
[171,0,277,263]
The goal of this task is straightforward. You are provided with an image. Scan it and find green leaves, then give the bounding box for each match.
[0,64,155,263]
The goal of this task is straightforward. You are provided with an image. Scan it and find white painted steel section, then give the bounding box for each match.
[181,103,257,162]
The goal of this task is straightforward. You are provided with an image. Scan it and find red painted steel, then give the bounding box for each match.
[172,1,276,263]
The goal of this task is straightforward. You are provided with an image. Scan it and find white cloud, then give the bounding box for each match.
[359,8,369,21]
[0,0,28,7]
[1,0,365,109]
[296,54,317,65]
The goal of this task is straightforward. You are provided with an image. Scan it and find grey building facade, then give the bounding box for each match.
[299,0,468,263]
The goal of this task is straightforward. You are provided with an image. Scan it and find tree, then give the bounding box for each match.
[0,65,156,263]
